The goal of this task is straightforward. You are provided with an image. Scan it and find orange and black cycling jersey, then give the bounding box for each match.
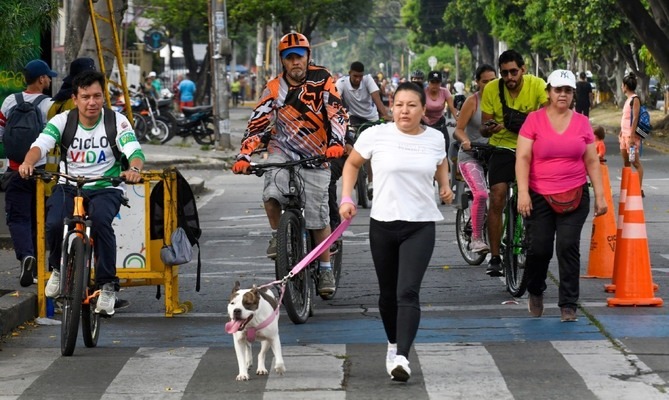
[240,65,348,165]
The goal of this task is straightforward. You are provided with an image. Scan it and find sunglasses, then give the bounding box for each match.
[500,68,520,77]
[552,86,574,94]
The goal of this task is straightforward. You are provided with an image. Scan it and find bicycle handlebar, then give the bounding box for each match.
[30,170,129,188]
[248,155,326,177]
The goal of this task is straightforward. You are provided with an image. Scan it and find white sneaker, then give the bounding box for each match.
[45,270,61,298]
[385,343,397,377]
[470,239,489,254]
[95,283,116,316]
[391,355,411,382]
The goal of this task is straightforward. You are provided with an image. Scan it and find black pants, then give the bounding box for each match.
[524,186,590,309]
[369,219,435,358]
[4,170,40,261]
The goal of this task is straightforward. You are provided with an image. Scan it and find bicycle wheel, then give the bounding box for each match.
[320,238,342,300]
[81,246,100,348]
[133,115,148,142]
[193,117,216,145]
[455,196,487,265]
[356,165,371,208]
[504,197,527,297]
[61,237,85,356]
[275,211,313,324]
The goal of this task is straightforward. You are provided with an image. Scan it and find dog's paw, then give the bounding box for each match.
[274,363,286,375]
[256,367,269,375]
[235,373,250,381]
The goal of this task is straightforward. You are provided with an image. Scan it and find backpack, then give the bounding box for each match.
[150,169,202,291]
[630,96,652,139]
[3,93,49,163]
[60,108,127,170]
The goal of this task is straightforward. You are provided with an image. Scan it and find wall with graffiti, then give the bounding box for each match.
[0,69,27,105]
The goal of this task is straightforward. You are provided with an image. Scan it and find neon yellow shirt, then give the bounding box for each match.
[481,74,548,148]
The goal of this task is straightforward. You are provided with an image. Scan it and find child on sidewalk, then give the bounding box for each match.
[594,125,606,162]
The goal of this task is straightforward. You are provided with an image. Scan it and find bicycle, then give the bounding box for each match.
[353,119,385,208]
[454,142,493,265]
[248,155,343,324]
[33,170,129,356]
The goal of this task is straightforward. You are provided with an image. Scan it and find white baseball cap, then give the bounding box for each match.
[546,69,576,89]
[148,71,157,78]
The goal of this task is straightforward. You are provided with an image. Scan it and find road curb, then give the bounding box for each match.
[0,290,36,336]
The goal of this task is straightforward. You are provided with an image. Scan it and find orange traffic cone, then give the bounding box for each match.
[607,171,663,307]
[604,167,631,292]
[583,162,616,278]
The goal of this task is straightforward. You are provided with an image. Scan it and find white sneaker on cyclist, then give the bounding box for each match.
[318,269,336,296]
[96,283,116,316]
[45,270,60,298]
[469,239,489,254]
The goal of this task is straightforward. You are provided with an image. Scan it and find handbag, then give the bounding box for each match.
[160,227,193,266]
[499,79,528,134]
[543,186,583,214]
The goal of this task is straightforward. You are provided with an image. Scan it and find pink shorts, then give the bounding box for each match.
[618,132,640,151]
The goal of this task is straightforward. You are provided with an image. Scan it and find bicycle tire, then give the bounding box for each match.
[504,195,527,297]
[133,115,148,142]
[193,117,216,145]
[275,211,313,324]
[356,166,371,208]
[81,245,100,348]
[320,238,342,300]
[61,237,85,356]
[455,195,487,265]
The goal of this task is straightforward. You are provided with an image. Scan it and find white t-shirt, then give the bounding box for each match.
[355,122,446,222]
[31,109,143,190]
[0,91,54,167]
[336,74,380,121]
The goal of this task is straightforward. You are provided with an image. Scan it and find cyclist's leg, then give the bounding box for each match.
[262,154,290,230]
[87,188,124,289]
[487,151,515,256]
[554,188,589,310]
[302,167,332,262]
[458,161,488,240]
[45,185,76,271]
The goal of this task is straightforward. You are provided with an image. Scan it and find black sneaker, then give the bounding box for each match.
[115,298,131,309]
[486,255,503,277]
[20,256,37,287]
[528,293,544,317]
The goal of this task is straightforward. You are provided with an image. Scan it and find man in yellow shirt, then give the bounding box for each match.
[480,49,548,277]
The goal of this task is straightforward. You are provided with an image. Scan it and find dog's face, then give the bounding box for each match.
[225,281,261,334]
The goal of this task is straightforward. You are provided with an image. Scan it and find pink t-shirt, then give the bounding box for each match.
[423,87,451,125]
[519,108,594,195]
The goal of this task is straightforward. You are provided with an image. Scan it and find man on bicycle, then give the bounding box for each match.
[19,70,145,316]
[410,70,425,88]
[480,49,547,277]
[232,32,348,296]
[331,61,391,227]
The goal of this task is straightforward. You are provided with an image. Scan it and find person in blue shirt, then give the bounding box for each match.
[178,75,196,111]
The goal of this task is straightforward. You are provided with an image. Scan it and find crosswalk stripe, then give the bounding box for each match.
[0,348,60,399]
[263,344,346,399]
[416,343,513,399]
[101,347,208,399]
[551,340,669,400]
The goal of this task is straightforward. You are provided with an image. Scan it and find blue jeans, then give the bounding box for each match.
[524,186,590,309]
[46,184,123,288]
[369,219,435,358]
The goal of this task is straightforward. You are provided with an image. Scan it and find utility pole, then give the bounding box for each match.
[211,0,231,149]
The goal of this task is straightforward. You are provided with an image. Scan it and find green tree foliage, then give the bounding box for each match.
[0,0,59,70]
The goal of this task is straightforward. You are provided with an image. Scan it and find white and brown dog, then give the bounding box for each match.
[225,281,285,381]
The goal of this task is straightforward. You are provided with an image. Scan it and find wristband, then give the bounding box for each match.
[340,196,356,207]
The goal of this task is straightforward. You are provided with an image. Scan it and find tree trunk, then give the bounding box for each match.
[182,28,198,79]
[67,0,127,75]
[616,0,669,80]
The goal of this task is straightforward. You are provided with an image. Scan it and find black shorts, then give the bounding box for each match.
[487,149,516,187]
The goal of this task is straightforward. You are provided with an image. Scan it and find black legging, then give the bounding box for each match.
[369,219,435,358]
[428,116,450,152]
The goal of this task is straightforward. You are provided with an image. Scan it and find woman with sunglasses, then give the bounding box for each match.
[515,69,607,322]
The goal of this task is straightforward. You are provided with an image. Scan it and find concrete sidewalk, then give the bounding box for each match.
[0,106,253,336]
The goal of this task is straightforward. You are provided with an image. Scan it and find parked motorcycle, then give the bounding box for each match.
[160,105,216,145]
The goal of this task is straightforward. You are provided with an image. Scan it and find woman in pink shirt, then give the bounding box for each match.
[516,70,607,322]
[423,70,459,150]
